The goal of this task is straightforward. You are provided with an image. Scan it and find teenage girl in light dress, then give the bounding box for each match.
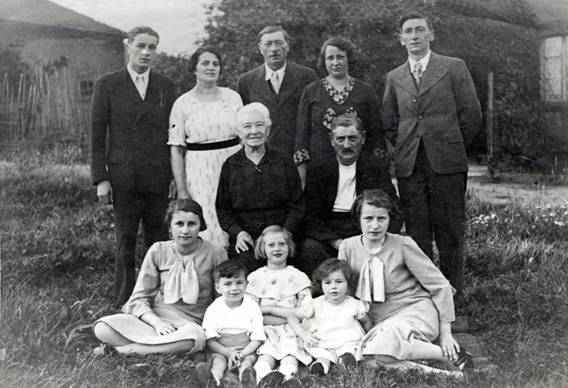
[338,189,473,374]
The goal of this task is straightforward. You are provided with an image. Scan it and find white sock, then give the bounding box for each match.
[254,360,272,382]
[278,363,297,380]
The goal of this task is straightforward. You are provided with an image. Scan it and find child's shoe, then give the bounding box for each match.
[92,344,115,356]
[338,352,357,369]
[309,361,325,376]
[195,362,218,386]
[259,370,285,388]
[241,366,257,388]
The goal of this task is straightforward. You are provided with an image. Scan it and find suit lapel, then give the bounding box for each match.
[253,66,278,103]
[328,159,340,206]
[276,64,298,104]
[418,52,449,96]
[392,62,418,96]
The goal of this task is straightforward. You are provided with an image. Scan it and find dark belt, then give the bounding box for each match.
[186,137,240,151]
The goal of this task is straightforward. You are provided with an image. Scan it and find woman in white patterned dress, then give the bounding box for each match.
[169,47,243,249]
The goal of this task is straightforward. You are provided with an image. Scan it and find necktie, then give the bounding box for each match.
[135,75,146,99]
[413,62,423,86]
[270,71,281,94]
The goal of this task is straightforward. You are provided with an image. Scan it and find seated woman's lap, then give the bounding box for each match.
[362,299,439,359]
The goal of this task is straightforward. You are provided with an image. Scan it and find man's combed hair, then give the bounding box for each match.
[126,26,160,43]
[397,12,434,31]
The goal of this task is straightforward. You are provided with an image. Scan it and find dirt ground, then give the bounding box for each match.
[467,165,568,206]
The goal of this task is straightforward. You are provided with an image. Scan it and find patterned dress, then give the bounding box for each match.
[168,87,243,248]
[246,266,313,365]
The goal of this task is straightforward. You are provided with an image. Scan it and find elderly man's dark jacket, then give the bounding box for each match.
[304,152,402,243]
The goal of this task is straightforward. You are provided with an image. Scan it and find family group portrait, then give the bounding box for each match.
[1,0,568,387]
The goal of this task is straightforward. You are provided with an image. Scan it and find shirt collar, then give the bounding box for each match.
[127,64,150,84]
[264,63,286,81]
[408,50,431,72]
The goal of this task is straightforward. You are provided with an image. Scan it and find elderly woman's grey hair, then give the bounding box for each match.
[237,102,272,128]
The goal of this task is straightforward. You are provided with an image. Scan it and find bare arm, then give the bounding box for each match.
[170,145,189,199]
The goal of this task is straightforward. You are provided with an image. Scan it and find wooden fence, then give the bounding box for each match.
[0,67,91,150]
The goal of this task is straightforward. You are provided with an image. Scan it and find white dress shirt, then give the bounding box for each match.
[333,162,357,212]
[408,50,431,75]
[264,63,286,93]
[127,64,149,99]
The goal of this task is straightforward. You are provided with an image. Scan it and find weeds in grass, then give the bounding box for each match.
[1,157,568,387]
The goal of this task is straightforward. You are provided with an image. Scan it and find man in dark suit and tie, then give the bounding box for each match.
[381,12,482,305]
[90,26,176,308]
[296,112,402,277]
[237,25,318,157]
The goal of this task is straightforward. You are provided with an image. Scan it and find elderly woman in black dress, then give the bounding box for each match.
[294,36,387,187]
[216,102,305,272]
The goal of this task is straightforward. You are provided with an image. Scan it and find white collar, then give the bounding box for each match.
[264,63,286,81]
[408,50,431,72]
[127,64,150,83]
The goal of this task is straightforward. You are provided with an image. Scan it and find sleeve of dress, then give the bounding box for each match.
[168,96,187,146]
[249,302,267,341]
[337,239,348,262]
[121,243,162,317]
[283,157,305,236]
[401,237,456,323]
[293,85,313,165]
[362,85,387,155]
[216,161,244,239]
[201,304,218,339]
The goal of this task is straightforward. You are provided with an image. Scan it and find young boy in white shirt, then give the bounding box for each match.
[197,261,265,387]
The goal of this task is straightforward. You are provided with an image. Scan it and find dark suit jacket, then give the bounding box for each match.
[90,68,176,193]
[381,52,482,178]
[304,152,402,243]
[237,61,318,157]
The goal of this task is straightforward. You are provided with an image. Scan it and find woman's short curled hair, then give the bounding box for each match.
[312,258,356,296]
[318,36,357,75]
[254,225,295,261]
[188,46,223,75]
[237,102,272,128]
[165,198,207,231]
[351,189,400,226]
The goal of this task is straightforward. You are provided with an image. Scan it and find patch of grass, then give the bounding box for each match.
[1,156,568,387]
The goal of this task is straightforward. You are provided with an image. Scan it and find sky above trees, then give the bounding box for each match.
[50,0,211,54]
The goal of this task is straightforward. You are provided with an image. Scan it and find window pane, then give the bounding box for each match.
[541,36,563,101]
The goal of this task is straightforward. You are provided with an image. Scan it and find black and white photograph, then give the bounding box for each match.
[1,0,568,386]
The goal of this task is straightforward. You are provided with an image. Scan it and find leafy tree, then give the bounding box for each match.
[202,0,551,166]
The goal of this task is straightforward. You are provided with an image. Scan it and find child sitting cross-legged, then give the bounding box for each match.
[196,261,265,387]
[287,259,371,375]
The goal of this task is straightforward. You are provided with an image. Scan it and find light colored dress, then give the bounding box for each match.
[302,295,368,362]
[168,87,243,248]
[338,233,455,360]
[246,266,313,365]
[93,239,227,352]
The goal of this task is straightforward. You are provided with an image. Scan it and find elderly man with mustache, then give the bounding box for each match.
[295,112,402,278]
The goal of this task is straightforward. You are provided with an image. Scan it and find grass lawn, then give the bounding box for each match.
[1,154,568,387]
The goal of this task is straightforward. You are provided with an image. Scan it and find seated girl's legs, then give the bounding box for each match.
[238,354,257,380]
[254,354,277,382]
[278,355,299,380]
[93,321,132,347]
[210,353,228,382]
[115,339,195,355]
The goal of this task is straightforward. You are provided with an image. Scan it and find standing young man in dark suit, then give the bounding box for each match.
[90,26,176,308]
[237,25,318,158]
[381,12,482,306]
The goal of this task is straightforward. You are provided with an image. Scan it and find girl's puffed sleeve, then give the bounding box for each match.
[121,243,162,317]
[401,237,456,323]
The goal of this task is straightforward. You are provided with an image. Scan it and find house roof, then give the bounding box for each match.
[0,0,123,36]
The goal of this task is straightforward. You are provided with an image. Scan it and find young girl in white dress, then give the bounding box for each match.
[246,225,312,387]
[287,258,370,376]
